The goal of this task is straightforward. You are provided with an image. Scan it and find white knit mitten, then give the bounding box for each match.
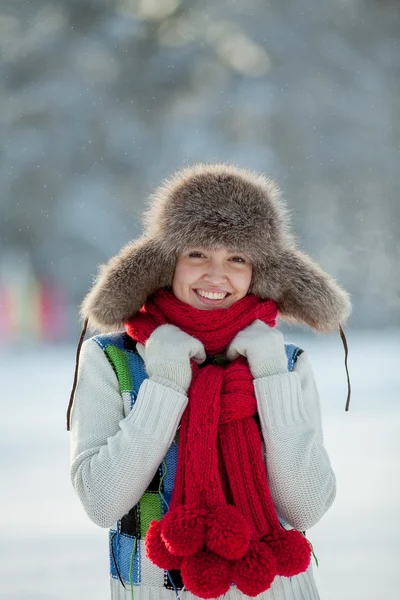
[136,324,206,395]
[227,319,288,379]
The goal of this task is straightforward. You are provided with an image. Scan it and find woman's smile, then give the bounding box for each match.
[192,288,232,306]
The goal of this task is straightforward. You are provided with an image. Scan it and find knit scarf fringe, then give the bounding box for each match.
[125,290,312,598]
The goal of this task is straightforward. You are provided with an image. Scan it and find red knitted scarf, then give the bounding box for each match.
[125,290,311,598]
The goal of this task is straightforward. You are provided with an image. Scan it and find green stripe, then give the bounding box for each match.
[104,346,132,392]
[139,492,162,537]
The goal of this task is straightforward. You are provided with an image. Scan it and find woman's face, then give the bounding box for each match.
[172,247,253,310]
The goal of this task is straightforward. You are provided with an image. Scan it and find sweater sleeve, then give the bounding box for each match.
[69,338,187,528]
[253,351,336,531]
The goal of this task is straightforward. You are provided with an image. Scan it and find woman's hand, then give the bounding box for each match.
[227,319,288,379]
[136,324,206,394]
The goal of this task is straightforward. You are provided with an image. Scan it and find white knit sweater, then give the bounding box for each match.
[69,338,336,600]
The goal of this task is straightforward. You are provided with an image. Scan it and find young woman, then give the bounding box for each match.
[67,163,351,600]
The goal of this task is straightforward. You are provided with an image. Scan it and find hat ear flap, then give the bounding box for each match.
[81,238,176,332]
[251,249,351,332]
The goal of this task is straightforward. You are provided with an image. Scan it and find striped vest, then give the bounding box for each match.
[93,332,303,593]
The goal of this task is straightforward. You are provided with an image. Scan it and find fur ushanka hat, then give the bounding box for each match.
[81,163,351,334]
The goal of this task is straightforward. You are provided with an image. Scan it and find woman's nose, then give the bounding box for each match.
[203,263,227,284]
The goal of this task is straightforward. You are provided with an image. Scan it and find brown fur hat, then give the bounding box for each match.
[81,163,351,333]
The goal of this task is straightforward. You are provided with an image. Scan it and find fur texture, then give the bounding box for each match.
[81,163,351,332]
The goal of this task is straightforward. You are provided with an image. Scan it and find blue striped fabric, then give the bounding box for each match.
[125,349,148,407]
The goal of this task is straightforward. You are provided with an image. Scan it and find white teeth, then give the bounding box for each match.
[197,290,227,300]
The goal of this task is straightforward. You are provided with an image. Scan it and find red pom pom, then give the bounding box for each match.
[205,505,251,560]
[161,505,206,556]
[234,540,277,597]
[181,550,234,599]
[145,520,183,570]
[266,529,312,577]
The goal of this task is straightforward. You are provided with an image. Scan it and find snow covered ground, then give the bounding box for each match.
[0,329,398,600]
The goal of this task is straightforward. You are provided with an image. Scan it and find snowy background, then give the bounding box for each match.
[1,0,399,339]
[1,0,399,598]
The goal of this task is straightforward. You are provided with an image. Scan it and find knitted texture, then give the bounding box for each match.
[136,324,206,395]
[69,332,333,600]
[125,291,312,598]
[126,289,277,352]
[227,320,289,378]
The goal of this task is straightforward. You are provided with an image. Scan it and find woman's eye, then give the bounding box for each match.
[188,252,204,258]
[231,256,246,263]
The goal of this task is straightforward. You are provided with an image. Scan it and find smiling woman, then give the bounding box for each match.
[68,163,351,600]
[172,247,253,309]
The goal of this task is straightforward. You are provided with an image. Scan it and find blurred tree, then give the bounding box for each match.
[0,0,399,336]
